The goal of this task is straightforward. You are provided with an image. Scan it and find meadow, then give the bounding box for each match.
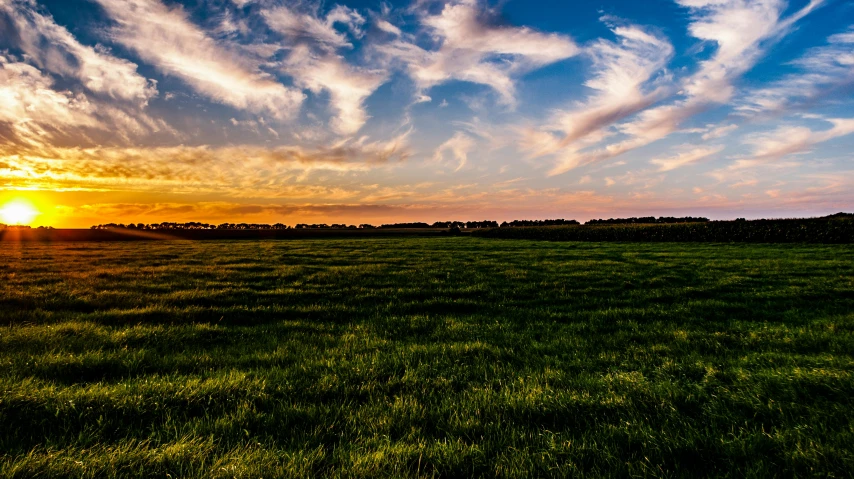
[1,238,853,478]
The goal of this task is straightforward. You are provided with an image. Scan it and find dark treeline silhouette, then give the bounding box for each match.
[466,221,500,229]
[431,221,466,228]
[474,215,854,243]
[88,218,705,230]
[430,221,500,228]
[9,213,851,242]
[585,216,709,225]
[427,221,501,229]
[90,222,360,230]
[380,222,432,228]
[84,213,851,238]
[501,219,580,227]
[295,224,358,229]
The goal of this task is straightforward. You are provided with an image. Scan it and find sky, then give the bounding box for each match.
[0,0,852,227]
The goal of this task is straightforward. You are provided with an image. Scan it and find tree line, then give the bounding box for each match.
[90,217,713,230]
[0,225,54,230]
[586,216,709,225]
[473,215,854,243]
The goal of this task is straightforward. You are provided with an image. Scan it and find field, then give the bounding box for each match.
[1,238,853,477]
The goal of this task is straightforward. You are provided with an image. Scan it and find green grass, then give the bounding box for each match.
[1,238,853,478]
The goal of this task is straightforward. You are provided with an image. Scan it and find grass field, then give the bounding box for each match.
[1,238,853,478]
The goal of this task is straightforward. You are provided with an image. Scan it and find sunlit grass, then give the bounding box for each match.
[1,238,852,477]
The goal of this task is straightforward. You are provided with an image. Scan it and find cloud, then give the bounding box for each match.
[69,202,410,223]
[433,132,476,171]
[545,0,825,175]
[254,4,388,135]
[283,46,388,136]
[552,24,673,149]
[730,179,758,188]
[651,145,724,171]
[0,57,102,147]
[377,0,578,106]
[260,4,365,51]
[701,124,738,140]
[737,26,854,115]
[93,0,304,119]
[375,19,402,37]
[730,117,854,169]
[0,55,169,148]
[0,131,412,193]
[0,0,157,104]
[540,23,673,174]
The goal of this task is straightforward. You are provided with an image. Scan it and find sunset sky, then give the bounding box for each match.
[1,0,852,227]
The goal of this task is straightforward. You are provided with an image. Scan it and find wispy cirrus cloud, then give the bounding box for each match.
[651,145,724,171]
[0,54,169,149]
[729,117,854,169]
[0,0,157,104]
[537,22,673,174]
[0,130,412,193]
[737,26,854,115]
[93,0,304,120]
[255,4,388,135]
[377,0,579,106]
[260,4,365,51]
[554,24,673,148]
[542,0,825,175]
[433,132,476,171]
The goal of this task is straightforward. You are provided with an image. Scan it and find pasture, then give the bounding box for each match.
[1,238,853,477]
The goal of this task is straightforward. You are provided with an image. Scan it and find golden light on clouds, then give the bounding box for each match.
[0,199,39,225]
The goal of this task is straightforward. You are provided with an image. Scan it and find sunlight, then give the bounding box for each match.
[0,199,40,225]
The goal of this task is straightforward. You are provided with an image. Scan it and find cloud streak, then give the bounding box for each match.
[730,117,854,169]
[93,0,304,120]
[542,0,826,174]
[651,145,724,171]
[378,0,579,106]
[1,0,157,104]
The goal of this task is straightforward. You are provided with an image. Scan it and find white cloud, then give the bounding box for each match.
[377,0,578,106]
[737,26,854,115]
[0,57,102,147]
[282,46,387,136]
[261,4,365,51]
[545,0,825,175]
[731,117,854,169]
[701,124,738,140]
[94,0,304,120]
[557,25,673,144]
[0,55,168,149]
[375,19,402,37]
[651,145,724,171]
[543,23,673,174]
[0,0,157,104]
[255,4,388,135]
[433,132,476,171]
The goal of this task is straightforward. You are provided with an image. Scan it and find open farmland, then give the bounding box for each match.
[1,238,853,477]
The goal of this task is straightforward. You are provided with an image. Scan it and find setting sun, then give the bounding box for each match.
[0,200,39,225]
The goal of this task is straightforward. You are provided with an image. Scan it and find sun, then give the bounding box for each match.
[0,200,40,226]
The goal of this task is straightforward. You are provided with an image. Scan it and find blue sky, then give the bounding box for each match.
[0,0,852,226]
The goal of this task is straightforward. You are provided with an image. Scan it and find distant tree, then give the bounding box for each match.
[586,216,709,225]
[464,220,499,229]
[380,222,431,228]
[501,219,580,227]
